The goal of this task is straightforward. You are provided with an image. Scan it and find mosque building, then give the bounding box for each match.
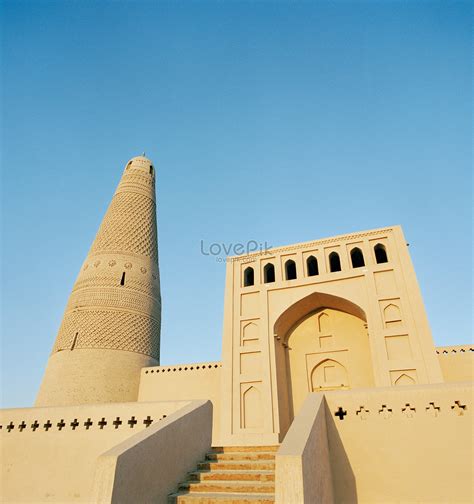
[1,155,472,504]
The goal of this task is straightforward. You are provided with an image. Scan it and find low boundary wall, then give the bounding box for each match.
[0,400,196,502]
[324,382,473,503]
[275,393,333,504]
[275,382,473,503]
[92,400,212,504]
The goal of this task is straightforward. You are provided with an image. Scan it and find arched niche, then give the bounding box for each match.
[241,385,263,429]
[274,291,367,342]
[311,358,349,391]
[395,373,415,386]
[384,303,402,328]
[242,322,258,340]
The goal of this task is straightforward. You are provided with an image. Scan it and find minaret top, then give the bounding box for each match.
[125,155,154,174]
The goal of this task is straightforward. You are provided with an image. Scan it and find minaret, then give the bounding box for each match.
[36,155,161,406]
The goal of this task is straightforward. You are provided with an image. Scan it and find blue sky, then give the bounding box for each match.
[1,1,471,408]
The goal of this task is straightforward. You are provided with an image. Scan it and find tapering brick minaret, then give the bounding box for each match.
[36,155,161,406]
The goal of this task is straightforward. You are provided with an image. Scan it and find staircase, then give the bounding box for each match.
[168,446,278,503]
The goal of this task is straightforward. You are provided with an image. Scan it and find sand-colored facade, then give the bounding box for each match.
[2,155,472,503]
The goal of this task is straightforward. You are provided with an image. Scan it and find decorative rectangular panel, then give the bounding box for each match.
[385,335,412,360]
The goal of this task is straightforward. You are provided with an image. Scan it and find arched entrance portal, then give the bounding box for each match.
[274,293,375,436]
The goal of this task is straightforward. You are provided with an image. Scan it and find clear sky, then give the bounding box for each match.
[1,1,472,408]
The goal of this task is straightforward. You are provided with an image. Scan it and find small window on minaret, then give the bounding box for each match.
[71,333,78,351]
[120,272,126,286]
[149,165,153,175]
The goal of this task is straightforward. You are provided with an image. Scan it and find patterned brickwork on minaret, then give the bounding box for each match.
[36,155,161,406]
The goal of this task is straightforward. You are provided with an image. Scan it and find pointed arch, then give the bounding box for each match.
[311,358,348,390]
[384,303,402,327]
[243,266,254,287]
[306,255,319,276]
[242,322,259,341]
[274,291,367,340]
[350,247,365,268]
[395,373,415,386]
[285,259,297,280]
[264,263,275,283]
[242,385,263,428]
[329,252,341,272]
[374,243,388,264]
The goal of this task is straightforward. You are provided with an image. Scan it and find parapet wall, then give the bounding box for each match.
[0,400,191,502]
[138,361,222,443]
[436,344,474,383]
[323,382,473,503]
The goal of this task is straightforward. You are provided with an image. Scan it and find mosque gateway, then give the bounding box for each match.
[1,156,472,503]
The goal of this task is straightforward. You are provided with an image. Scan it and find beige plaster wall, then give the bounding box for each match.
[0,400,190,502]
[220,225,443,445]
[324,382,473,503]
[138,362,222,443]
[275,393,333,504]
[92,400,212,504]
[437,345,474,383]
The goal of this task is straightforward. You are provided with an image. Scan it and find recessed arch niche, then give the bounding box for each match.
[311,358,349,391]
[273,291,374,437]
[241,384,263,429]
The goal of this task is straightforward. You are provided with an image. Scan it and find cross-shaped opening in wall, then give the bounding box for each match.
[98,418,107,429]
[379,405,392,418]
[128,416,137,428]
[335,407,347,420]
[31,421,39,431]
[18,421,27,432]
[402,403,416,417]
[57,419,66,430]
[113,417,122,429]
[6,422,14,432]
[426,402,440,417]
[84,418,93,430]
[356,406,369,419]
[70,419,79,430]
[451,401,467,416]
[44,420,52,431]
[143,416,153,427]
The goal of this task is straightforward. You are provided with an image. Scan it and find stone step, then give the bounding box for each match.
[188,470,275,483]
[179,481,275,494]
[168,492,275,504]
[206,453,276,462]
[198,461,275,472]
[211,446,279,454]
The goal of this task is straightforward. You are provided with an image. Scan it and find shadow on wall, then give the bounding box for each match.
[325,407,358,503]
